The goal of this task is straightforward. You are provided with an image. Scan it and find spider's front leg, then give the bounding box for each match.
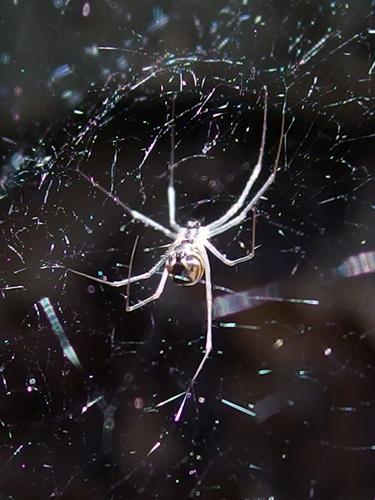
[205,208,257,266]
[206,86,268,233]
[207,87,286,240]
[77,169,176,239]
[59,251,170,289]
[167,94,181,232]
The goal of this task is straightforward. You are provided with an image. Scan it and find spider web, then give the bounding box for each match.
[0,1,375,498]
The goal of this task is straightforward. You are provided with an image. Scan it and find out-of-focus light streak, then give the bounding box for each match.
[81,395,104,414]
[147,7,169,32]
[336,251,375,278]
[7,244,24,263]
[38,297,82,370]
[155,391,186,408]
[253,392,288,422]
[147,441,161,456]
[221,398,256,418]
[175,393,190,422]
[213,281,319,319]
[219,322,259,331]
[0,444,24,472]
[1,285,24,292]
[292,32,333,70]
[50,64,73,82]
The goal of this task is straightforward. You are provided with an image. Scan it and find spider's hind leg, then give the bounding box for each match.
[124,268,169,312]
[174,246,213,422]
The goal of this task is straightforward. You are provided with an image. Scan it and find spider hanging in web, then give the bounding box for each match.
[64,86,285,421]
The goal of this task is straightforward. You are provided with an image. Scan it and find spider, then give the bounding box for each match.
[65,86,285,421]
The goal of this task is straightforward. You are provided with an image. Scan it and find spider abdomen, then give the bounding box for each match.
[166,243,205,286]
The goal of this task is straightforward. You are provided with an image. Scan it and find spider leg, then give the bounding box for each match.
[208,153,277,237]
[77,169,176,239]
[205,208,256,265]
[125,268,169,311]
[208,99,285,238]
[175,246,212,422]
[167,94,181,232]
[168,184,178,231]
[206,86,268,232]
[62,251,170,288]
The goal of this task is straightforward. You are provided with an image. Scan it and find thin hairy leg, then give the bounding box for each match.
[174,246,212,422]
[167,94,181,231]
[205,208,256,265]
[125,268,169,312]
[77,169,176,239]
[209,101,285,238]
[206,87,268,231]
[62,251,170,288]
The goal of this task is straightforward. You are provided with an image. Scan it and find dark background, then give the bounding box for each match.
[0,1,375,499]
